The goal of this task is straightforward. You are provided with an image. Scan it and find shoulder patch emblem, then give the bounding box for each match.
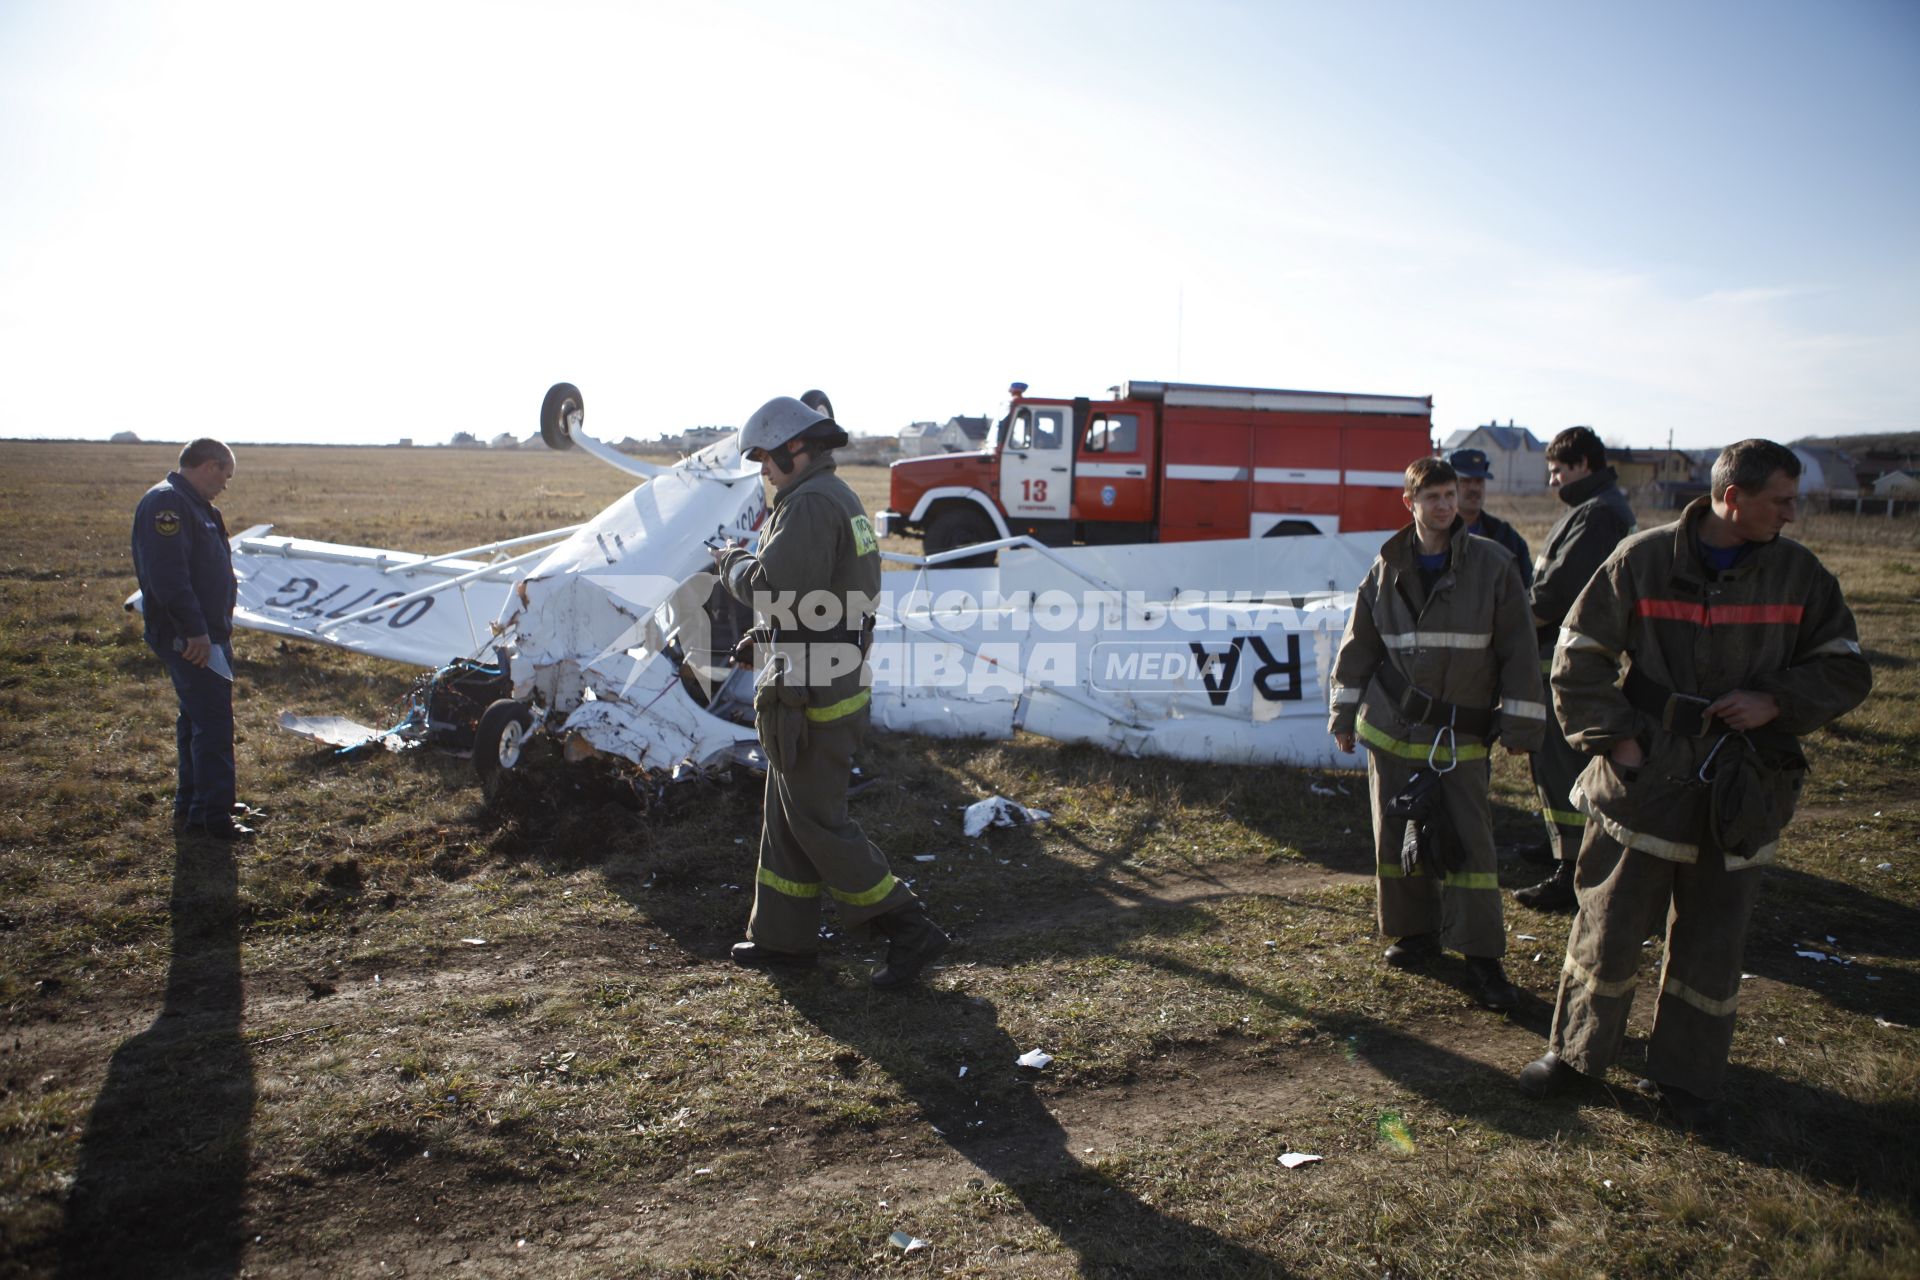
[154,509,182,537]
[850,514,877,556]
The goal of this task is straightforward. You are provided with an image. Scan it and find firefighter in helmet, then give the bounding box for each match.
[713,394,948,987]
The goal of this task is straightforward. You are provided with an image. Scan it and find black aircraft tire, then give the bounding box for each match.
[925,507,998,568]
[540,383,583,451]
[474,699,535,799]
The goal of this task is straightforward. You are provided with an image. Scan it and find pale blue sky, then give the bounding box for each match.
[1,0,1914,449]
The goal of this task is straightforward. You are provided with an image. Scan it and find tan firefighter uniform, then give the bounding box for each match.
[716,452,914,953]
[1545,497,1870,1098]
[1330,519,1547,956]
[1529,465,1635,862]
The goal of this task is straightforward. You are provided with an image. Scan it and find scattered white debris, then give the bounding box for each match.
[1796,950,1827,962]
[1279,1152,1323,1169]
[1776,1036,1787,1046]
[693,1167,712,1176]
[963,796,1051,839]
[1878,863,1893,871]
[914,854,937,863]
[1602,1179,1614,1189]
[1264,939,1277,949]
[1876,1016,1905,1030]
[460,938,487,946]
[1826,935,1838,944]
[1515,934,1539,942]
[1309,782,1337,798]
[1016,1049,1054,1070]
[1533,952,1546,964]
[888,1231,929,1254]
[957,1065,968,1078]
[276,711,418,753]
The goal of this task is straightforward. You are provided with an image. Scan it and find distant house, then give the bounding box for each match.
[898,421,943,456]
[681,426,733,451]
[1872,469,1920,499]
[449,431,482,448]
[1440,422,1547,494]
[489,432,520,449]
[1791,446,1860,497]
[1613,448,1694,492]
[110,430,141,444]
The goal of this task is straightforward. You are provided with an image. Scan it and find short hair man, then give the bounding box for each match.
[1517,426,1636,910]
[131,439,253,840]
[1518,439,1870,1128]
[1447,448,1532,589]
[713,397,948,988]
[1329,456,1546,1011]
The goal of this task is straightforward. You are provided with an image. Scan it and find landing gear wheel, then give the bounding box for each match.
[474,699,535,801]
[925,507,998,568]
[540,383,583,452]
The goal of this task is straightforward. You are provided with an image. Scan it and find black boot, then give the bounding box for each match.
[1383,933,1439,969]
[730,941,816,970]
[870,905,949,989]
[1466,956,1519,1011]
[1633,1078,1721,1132]
[1514,859,1576,912]
[1517,1052,1579,1098]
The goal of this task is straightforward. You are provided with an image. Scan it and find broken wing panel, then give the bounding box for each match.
[126,524,519,668]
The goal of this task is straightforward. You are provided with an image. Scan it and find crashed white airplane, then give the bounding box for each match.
[130,385,1387,790]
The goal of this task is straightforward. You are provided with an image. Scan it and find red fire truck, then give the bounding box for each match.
[875,380,1435,556]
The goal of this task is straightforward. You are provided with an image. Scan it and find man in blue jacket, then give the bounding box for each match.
[132,439,252,840]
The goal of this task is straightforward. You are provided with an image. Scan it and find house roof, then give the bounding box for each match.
[1459,424,1543,452]
[947,415,990,441]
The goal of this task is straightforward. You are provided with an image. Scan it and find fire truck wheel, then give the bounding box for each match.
[474,699,535,799]
[540,383,583,451]
[925,507,998,567]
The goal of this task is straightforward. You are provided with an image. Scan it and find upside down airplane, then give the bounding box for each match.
[129,383,1400,792]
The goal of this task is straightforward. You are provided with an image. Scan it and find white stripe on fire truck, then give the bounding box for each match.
[1165,465,1251,482]
[1164,466,1413,488]
[1253,467,1341,485]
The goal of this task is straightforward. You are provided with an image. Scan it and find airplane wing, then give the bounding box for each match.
[126,522,553,667]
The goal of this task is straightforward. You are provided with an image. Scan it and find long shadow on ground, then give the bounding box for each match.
[58,836,255,1280]
[770,976,1291,1279]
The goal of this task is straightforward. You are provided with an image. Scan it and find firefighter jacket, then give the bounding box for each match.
[717,451,881,723]
[1469,510,1533,591]
[131,471,236,649]
[1553,497,1871,869]
[1329,519,1547,763]
[1531,466,1634,648]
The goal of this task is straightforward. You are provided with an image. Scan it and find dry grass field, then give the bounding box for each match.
[1,440,1917,1279]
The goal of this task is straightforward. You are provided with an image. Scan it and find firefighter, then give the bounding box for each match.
[1516,427,1635,910]
[1448,448,1532,589]
[1329,456,1546,1011]
[132,438,256,841]
[1518,440,1869,1128]
[713,395,949,988]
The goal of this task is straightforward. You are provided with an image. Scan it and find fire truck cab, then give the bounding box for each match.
[877,380,1434,557]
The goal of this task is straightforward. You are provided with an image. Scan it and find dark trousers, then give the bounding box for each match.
[1530,705,1589,862]
[154,641,235,826]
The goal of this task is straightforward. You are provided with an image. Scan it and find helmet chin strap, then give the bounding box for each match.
[769,442,800,475]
